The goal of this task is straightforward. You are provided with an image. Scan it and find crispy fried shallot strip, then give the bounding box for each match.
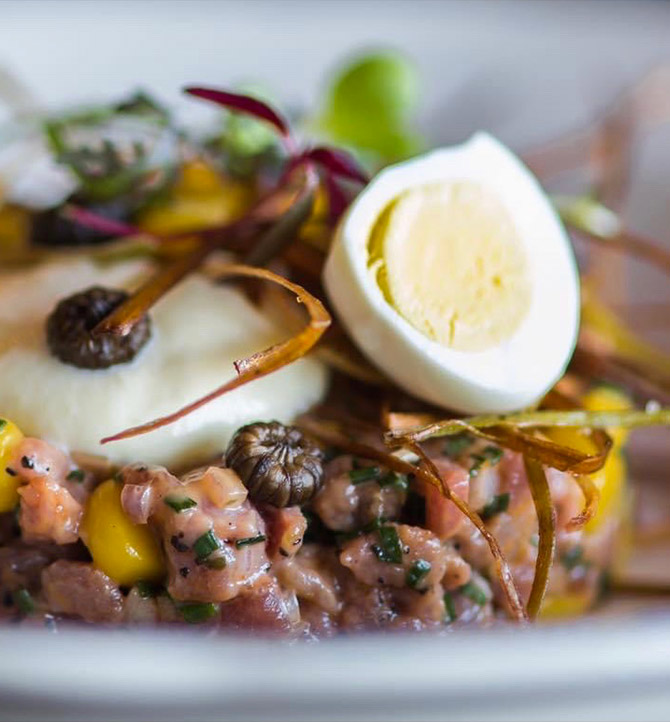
[101,265,330,444]
[568,473,600,532]
[523,456,556,620]
[385,415,612,475]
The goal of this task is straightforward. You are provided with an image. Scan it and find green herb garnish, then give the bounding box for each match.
[235,534,266,548]
[561,545,586,571]
[164,495,197,513]
[13,588,35,614]
[205,556,227,570]
[480,493,510,521]
[372,525,403,564]
[0,419,7,433]
[179,602,220,624]
[193,530,221,561]
[460,581,488,607]
[443,433,473,458]
[469,446,503,477]
[378,471,409,491]
[349,466,381,484]
[136,580,161,599]
[335,517,385,546]
[444,592,457,623]
[406,559,431,589]
[66,469,85,483]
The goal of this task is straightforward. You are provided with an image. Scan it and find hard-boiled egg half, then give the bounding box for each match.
[323,132,579,414]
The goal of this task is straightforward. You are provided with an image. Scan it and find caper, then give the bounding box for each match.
[225,421,324,508]
[46,286,151,369]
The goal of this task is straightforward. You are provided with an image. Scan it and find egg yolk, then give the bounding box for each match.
[368,181,532,352]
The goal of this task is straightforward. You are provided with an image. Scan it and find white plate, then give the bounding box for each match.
[1,610,670,722]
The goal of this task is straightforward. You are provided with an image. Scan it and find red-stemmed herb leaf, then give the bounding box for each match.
[304,147,369,185]
[184,87,292,141]
[323,173,350,223]
[63,205,144,238]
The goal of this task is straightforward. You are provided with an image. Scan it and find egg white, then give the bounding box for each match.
[323,132,580,414]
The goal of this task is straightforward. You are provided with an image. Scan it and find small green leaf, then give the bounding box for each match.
[66,469,85,483]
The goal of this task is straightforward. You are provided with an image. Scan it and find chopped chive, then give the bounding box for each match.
[406,559,431,589]
[0,419,7,433]
[13,588,35,614]
[561,545,586,571]
[164,495,197,513]
[444,592,457,623]
[136,580,161,599]
[66,469,85,483]
[205,556,227,570]
[469,445,503,477]
[349,466,381,484]
[179,602,220,624]
[460,580,488,606]
[193,529,221,561]
[378,471,409,491]
[363,517,384,533]
[443,433,473,458]
[335,517,385,546]
[372,525,403,564]
[480,492,510,521]
[235,534,266,548]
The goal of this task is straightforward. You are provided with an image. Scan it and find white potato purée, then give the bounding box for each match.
[0,259,329,467]
[324,132,580,414]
